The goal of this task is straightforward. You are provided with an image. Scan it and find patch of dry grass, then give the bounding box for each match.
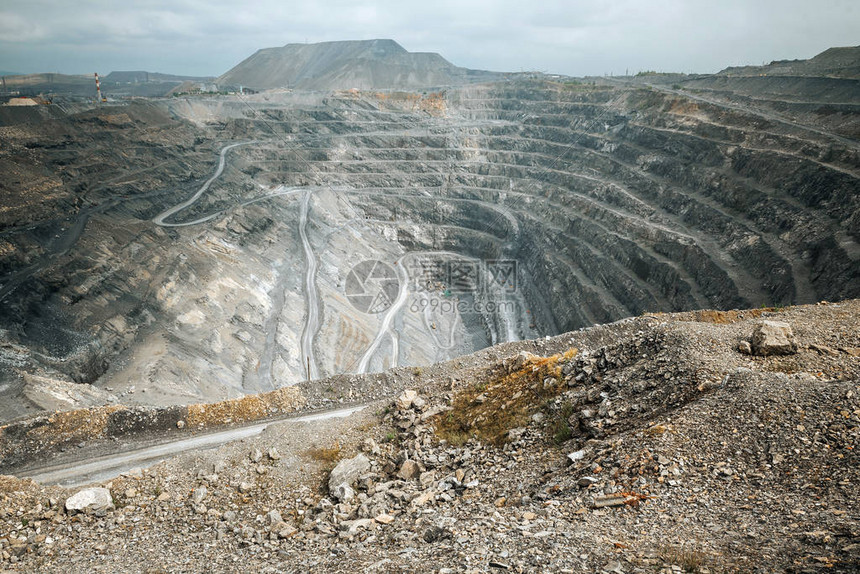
[186,387,305,427]
[657,544,725,573]
[303,444,341,464]
[435,348,577,445]
[22,405,125,451]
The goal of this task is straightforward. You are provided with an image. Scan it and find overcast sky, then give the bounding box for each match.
[1,0,857,77]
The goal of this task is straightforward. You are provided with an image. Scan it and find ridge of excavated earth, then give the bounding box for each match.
[0,300,858,573]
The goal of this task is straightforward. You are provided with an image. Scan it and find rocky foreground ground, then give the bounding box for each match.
[1,300,858,573]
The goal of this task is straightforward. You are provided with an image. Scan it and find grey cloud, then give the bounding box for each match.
[0,0,857,77]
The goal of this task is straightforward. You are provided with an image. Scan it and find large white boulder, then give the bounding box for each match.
[65,487,114,514]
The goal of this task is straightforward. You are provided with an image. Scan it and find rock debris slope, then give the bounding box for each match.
[0,300,858,572]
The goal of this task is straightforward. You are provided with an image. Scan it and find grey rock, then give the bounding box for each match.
[328,453,371,492]
[396,389,418,410]
[567,450,587,464]
[422,525,449,543]
[577,476,598,488]
[419,471,436,488]
[332,483,356,502]
[340,518,374,534]
[397,459,421,480]
[191,485,208,505]
[751,320,797,356]
[266,509,282,527]
[65,488,114,514]
[510,350,538,373]
[361,438,381,455]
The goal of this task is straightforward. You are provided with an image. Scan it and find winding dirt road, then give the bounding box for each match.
[152,141,257,226]
[356,259,410,373]
[18,405,365,487]
[299,189,321,381]
[356,249,525,373]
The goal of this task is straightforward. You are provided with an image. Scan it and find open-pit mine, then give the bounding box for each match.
[0,38,859,573]
[2,41,857,421]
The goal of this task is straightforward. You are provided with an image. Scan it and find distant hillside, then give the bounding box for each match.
[103,71,215,84]
[0,71,218,98]
[670,46,860,105]
[718,46,860,79]
[217,39,501,91]
[0,73,94,96]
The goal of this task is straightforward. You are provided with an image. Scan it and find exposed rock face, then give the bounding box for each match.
[715,45,860,80]
[751,320,798,356]
[1,72,216,98]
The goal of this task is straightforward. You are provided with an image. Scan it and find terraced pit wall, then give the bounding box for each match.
[1,77,858,420]
[228,81,859,334]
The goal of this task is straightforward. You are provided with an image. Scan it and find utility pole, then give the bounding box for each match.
[306,356,311,381]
